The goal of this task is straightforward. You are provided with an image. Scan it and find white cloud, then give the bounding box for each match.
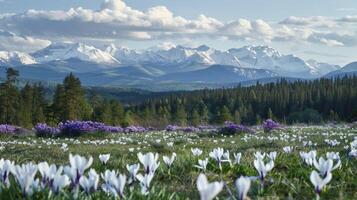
[0,30,51,52]
[0,0,356,51]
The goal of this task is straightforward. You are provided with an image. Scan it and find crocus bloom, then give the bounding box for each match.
[254,151,266,160]
[235,176,251,200]
[195,158,209,172]
[209,148,225,170]
[99,154,110,165]
[64,154,93,186]
[310,170,332,196]
[163,153,176,168]
[136,173,154,195]
[137,152,160,174]
[196,173,224,200]
[0,159,14,188]
[79,169,99,194]
[191,148,203,156]
[313,157,341,178]
[253,159,274,181]
[12,163,39,197]
[126,163,140,184]
[51,174,70,194]
[38,162,63,188]
[233,153,242,165]
[101,170,126,198]
[283,146,293,153]
[268,152,277,161]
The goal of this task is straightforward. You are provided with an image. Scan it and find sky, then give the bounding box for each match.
[1,0,357,65]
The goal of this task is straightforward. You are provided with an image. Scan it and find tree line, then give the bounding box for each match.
[0,67,357,128]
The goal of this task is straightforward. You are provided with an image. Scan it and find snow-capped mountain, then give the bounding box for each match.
[227,46,340,77]
[324,61,357,78]
[32,42,119,65]
[0,51,37,66]
[1,42,345,90]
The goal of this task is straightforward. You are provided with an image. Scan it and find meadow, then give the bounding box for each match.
[0,124,356,199]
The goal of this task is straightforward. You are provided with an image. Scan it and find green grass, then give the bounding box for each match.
[0,125,356,199]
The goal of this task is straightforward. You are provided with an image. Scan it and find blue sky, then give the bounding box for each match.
[1,0,357,65]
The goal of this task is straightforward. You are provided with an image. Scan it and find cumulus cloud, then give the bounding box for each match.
[0,0,356,50]
[0,30,51,52]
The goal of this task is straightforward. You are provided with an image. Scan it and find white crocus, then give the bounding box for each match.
[196,173,224,200]
[65,154,93,185]
[163,153,176,168]
[254,151,266,160]
[99,154,110,165]
[300,150,317,166]
[310,170,332,198]
[136,173,154,195]
[0,159,14,188]
[191,148,203,156]
[268,151,277,161]
[51,174,70,194]
[38,162,63,188]
[126,163,140,184]
[283,146,293,153]
[313,157,341,178]
[79,169,99,194]
[223,150,232,166]
[12,163,39,197]
[253,159,274,181]
[235,176,251,200]
[137,152,160,174]
[195,158,209,172]
[209,148,225,170]
[233,153,242,165]
[326,152,340,160]
[102,170,126,198]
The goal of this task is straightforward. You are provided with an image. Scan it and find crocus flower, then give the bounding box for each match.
[310,170,332,197]
[12,163,39,197]
[253,159,274,181]
[235,176,251,200]
[233,153,242,165]
[38,162,63,188]
[283,146,293,153]
[0,159,14,188]
[127,163,140,184]
[137,152,160,174]
[326,152,340,160]
[195,158,209,172]
[191,148,203,156]
[136,173,154,195]
[163,153,176,168]
[99,154,110,165]
[196,173,224,200]
[209,148,225,170]
[254,151,266,160]
[51,174,70,194]
[313,157,341,178]
[101,170,126,198]
[79,169,99,194]
[64,154,93,186]
[268,151,277,161]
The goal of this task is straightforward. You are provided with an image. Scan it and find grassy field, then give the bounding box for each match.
[0,125,356,199]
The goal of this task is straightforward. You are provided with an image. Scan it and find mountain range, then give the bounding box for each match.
[0,42,355,91]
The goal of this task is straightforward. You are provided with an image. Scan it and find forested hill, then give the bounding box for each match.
[0,67,356,128]
[129,76,357,126]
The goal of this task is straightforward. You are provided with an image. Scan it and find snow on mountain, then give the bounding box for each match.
[324,61,357,78]
[306,59,341,75]
[32,42,120,65]
[157,64,278,83]
[0,51,37,66]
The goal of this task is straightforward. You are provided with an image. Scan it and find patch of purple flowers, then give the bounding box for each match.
[165,125,201,133]
[0,124,18,134]
[219,121,252,135]
[34,123,60,137]
[166,125,180,132]
[262,119,280,132]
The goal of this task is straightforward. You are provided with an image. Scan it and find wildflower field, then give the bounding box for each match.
[0,124,356,199]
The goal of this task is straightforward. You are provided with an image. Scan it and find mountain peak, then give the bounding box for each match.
[195,45,211,51]
[0,51,37,66]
